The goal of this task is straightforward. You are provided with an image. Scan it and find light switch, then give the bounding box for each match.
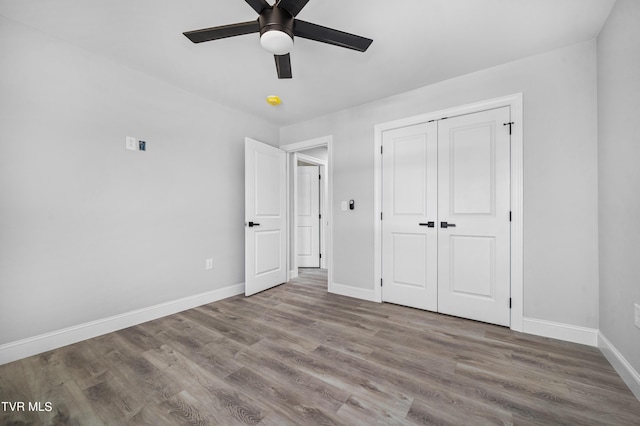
[125,136,137,151]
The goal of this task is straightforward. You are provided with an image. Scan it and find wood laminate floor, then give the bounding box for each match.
[1,269,639,425]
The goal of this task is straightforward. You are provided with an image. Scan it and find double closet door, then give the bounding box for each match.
[381,107,511,326]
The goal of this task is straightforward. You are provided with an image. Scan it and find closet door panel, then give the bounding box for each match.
[437,107,511,326]
[381,122,438,311]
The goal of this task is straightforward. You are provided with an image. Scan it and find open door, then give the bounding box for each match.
[245,138,287,296]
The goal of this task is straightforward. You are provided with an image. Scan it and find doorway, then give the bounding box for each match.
[280,136,333,290]
[296,156,326,269]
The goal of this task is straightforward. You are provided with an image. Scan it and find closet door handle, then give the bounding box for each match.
[419,222,435,228]
[440,221,456,228]
[248,222,260,227]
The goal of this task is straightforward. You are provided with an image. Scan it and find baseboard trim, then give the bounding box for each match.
[289,269,299,280]
[522,317,598,346]
[329,282,378,302]
[598,332,640,400]
[0,283,245,366]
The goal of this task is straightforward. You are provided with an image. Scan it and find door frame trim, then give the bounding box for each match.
[281,136,333,292]
[373,93,524,332]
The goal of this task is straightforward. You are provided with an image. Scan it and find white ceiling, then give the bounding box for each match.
[0,0,615,126]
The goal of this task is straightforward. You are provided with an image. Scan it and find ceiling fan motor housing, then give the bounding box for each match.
[258,7,294,38]
[259,7,295,55]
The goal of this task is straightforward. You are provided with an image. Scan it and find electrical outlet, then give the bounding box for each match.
[206,259,213,270]
[635,303,640,329]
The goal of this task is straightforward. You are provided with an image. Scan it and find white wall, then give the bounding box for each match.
[0,16,279,346]
[280,41,599,329]
[597,0,640,380]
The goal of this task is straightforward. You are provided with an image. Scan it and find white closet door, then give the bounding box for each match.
[297,165,320,267]
[437,107,511,326]
[381,122,438,311]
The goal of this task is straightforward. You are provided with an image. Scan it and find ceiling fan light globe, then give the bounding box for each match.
[260,30,293,55]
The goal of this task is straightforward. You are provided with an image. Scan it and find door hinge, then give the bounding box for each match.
[504,122,514,135]
[380,212,383,220]
[319,214,322,219]
[509,211,512,222]
[380,278,383,287]
[380,146,383,154]
[319,253,322,259]
[319,174,321,180]
[509,298,512,309]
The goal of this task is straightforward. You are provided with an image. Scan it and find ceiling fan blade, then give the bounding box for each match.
[183,21,259,43]
[245,0,271,14]
[275,54,292,79]
[276,0,311,17]
[294,20,373,52]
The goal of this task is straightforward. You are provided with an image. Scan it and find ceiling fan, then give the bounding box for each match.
[183,0,373,79]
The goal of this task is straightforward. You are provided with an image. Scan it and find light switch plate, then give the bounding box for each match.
[341,201,348,211]
[126,136,137,151]
[206,259,213,270]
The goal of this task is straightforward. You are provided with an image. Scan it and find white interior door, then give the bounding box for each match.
[245,138,287,296]
[297,165,320,267]
[381,122,438,311]
[437,107,511,326]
